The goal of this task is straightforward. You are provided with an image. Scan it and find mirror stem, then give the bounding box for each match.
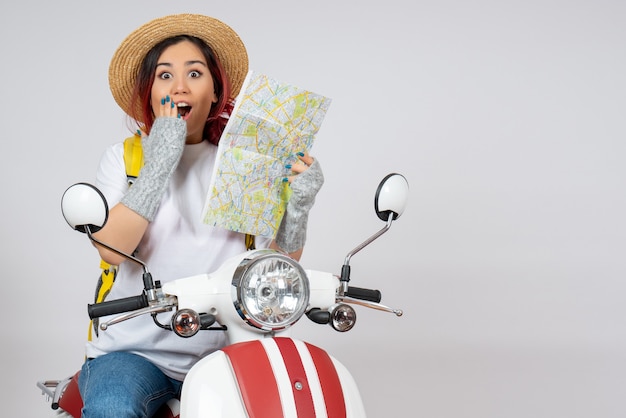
[85,226,149,276]
[85,227,158,298]
[340,213,394,293]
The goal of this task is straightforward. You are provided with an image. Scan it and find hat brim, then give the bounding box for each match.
[108,14,249,119]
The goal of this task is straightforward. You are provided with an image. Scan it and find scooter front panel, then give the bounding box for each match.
[182,337,365,417]
[222,337,362,418]
[303,342,346,415]
[180,350,248,417]
[222,338,284,418]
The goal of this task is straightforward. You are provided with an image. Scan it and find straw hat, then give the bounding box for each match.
[108,13,249,118]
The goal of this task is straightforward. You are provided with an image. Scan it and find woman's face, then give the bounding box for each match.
[151,40,218,144]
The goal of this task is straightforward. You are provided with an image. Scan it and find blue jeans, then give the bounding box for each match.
[77,351,182,418]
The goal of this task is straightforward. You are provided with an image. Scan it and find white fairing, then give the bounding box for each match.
[331,357,367,417]
[162,256,341,345]
[180,350,248,417]
[180,339,366,418]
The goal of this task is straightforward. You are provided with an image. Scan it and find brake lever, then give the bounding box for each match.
[99,296,177,330]
[337,296,403,317]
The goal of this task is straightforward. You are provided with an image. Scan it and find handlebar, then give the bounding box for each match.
[86,286,383,321]
[88,294,148,319]
[345,286,381,303]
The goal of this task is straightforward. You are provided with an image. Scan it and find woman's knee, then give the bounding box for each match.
[78,352,171,417]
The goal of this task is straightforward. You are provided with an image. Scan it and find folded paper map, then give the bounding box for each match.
[202,71,332,237]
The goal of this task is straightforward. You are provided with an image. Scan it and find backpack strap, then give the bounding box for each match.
[88,260,117,341]
[245,233,256,250]
[123,133,144,184]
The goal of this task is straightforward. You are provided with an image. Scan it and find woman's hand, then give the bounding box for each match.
[284,152,315,182]
[273,151,324,258]
[153,94,180,119]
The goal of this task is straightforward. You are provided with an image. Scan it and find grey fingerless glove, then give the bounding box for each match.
[275,159,324,253]
[120,117,187,221]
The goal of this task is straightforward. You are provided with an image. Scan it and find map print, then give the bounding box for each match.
[202,71,332,237]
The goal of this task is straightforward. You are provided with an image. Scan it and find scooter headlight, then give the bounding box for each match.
[232,251,309,331]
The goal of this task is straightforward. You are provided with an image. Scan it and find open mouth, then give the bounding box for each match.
[176,103,192,120]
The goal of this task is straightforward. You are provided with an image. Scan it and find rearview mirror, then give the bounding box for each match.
[374,173,409,222]
[61,183,108,233]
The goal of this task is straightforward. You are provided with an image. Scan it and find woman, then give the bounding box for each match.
[78,14,323,417]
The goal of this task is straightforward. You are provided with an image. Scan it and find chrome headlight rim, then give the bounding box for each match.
[232,250,310,331]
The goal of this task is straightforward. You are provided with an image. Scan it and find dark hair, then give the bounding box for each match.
[129,35,233,145]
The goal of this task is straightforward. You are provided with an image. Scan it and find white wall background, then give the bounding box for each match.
[1,0,624,417]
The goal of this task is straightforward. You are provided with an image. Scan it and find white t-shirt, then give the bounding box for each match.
[85,139,259,381]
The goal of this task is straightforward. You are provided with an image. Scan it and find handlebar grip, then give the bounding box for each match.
[345,286,382,303]
[88,294,148,319]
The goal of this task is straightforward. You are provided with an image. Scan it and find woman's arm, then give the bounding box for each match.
[269,241,304,261]
[93,112,187,265]
[272,152,324,262]
[93,203,149,265]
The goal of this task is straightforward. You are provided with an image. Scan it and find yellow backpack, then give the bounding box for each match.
[88,135,255,340]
